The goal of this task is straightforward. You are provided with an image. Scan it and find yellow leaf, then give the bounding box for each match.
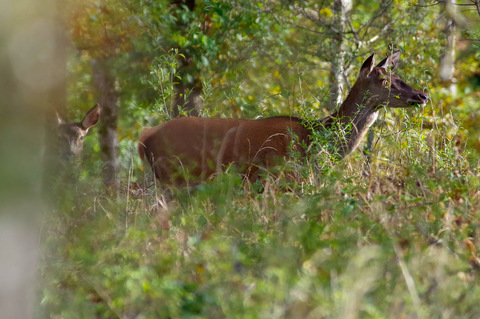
[197,264,205,274]
[269,86,281,95]
[319,8,333,18]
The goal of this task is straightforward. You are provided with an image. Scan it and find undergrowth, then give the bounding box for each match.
[39,51,480,317]
[38,107,480,319]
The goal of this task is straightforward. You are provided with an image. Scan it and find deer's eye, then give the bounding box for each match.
[80,136,85,141]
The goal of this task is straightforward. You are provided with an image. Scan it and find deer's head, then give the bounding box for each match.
[56,104,100,158]
[358,50,429,109]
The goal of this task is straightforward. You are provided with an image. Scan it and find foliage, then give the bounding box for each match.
[40,114,480,317]
[40,0,480,318]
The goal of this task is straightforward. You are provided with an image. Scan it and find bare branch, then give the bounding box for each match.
[358,17,400,49]
[473,0,480,16]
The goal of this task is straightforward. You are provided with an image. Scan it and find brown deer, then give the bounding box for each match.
[139,51,428,186]
[56,104,101,158]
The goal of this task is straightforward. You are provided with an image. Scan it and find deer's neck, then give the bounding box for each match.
[328,84,380,156]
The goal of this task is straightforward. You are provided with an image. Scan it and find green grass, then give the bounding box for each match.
[39,118,480,319]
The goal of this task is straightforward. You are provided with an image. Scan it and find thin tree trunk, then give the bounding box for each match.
[171,0,203,116]
[329,0,352,109]
[1,0,62,316]
[92,58,120,189]
[439,0,457,94]
[173,79,203,116]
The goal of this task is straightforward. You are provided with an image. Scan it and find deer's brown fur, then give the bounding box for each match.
[139,51,428,186]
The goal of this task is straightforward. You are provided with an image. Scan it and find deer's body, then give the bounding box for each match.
[139,51,428,185]
[140,116,313,183]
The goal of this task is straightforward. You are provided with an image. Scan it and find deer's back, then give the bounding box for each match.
[138,116,311,184]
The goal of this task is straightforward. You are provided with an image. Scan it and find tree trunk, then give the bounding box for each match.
[329,0,352,109]
[173,76,203,116]
[92,58,120,189]
[171,0,203,116]
[1,0,63,316]
[439,0,457,94]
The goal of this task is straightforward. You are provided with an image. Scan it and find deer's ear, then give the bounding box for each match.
[360,53,375,78]
[56,112,65,125]
[81,104,101,130]
[376,49,401,70]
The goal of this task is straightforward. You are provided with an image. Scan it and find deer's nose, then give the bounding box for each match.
[419,93,428,101]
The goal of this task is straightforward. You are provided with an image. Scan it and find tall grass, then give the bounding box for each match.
[38,48,480,318]
[38,103,480,318]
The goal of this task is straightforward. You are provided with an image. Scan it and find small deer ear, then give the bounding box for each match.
[81,104,101,130]
[359,53,375,78]
[376,49,401,70]
[56,112,65,125]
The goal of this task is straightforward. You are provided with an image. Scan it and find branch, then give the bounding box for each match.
[416,0,480,21]
[472,0,480,17]
[271,10,329,36]
[356,1,394,38]
[356,16,402,51]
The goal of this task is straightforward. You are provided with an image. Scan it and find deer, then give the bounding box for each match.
[56,104,101,158]
[138,51,428,186]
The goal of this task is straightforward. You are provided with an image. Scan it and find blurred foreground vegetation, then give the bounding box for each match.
[41,118,480,318]
[38,0,480,318]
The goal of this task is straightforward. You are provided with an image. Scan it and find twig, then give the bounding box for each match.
[392,242,423,319]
